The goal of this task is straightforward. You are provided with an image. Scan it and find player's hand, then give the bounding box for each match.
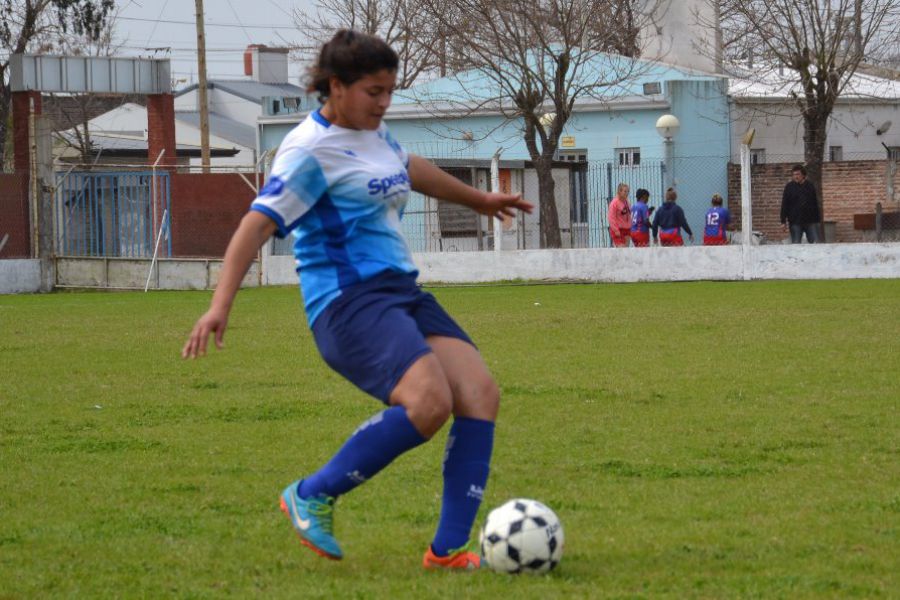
[478,192,534,220]
[182,307,229,359]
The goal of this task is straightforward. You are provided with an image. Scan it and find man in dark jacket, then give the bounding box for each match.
[652,188,693,246]
[781,165,821,243]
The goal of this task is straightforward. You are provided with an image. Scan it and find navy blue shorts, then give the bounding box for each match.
[311,271,474,404]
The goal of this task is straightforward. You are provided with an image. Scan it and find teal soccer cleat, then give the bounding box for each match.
[279,481,343,560]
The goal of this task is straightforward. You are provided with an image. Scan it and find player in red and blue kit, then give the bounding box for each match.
[182,31,532,571]
[629,188,653,247]
[651,188,693,246]
[703,194,731,246]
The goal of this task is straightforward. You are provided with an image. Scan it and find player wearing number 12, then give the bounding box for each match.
[703,194,731,246]
[181,30,533,570]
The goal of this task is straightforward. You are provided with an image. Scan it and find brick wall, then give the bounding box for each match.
[727,160,892,243]
[146,94,176,169]
[0,173,30,258]
[12,91,41,174]
[170,173,260,257]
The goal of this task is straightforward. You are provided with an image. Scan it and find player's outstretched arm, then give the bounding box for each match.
[407,154,533,219]
[182,211,277,359]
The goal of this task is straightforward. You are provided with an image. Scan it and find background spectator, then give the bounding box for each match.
[781,164,821,243]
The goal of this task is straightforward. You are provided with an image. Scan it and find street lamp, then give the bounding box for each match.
[539,112,556,134]
[655,114,680,190]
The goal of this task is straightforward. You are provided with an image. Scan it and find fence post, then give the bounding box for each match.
[740,144,753,247]
[491,148,502,252]
[740,129,755,281]
[875,202,883,242]
[28,97,38,259]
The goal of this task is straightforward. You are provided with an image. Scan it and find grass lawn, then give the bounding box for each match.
[1,279,898,598]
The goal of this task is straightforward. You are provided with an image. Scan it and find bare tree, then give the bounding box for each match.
[294,0,442,89]
[0,0,116,171]
[416,0,656,248]
[715,0,900,219]
[46,4,123,163]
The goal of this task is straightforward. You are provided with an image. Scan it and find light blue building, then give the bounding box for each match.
[257,53,732,248]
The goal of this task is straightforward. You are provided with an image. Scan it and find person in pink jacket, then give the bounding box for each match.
[608,183,632,247]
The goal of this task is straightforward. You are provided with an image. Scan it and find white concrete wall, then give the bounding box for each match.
[253,50,289,84]
[731,100,900,160]
[209,88,261,125]
[640,0,720,74]
[263,243,900,286]
[5,245,896,295]
[0,260,42,294]
[55,257,260,290]
[174,89,197,112]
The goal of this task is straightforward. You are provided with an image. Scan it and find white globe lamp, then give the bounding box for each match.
[539,112,556,132]
[656,114,680,191]
[655,114,681,140]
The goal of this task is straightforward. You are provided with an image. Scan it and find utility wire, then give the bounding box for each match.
[119,15,300,30]
[143,0,172,47]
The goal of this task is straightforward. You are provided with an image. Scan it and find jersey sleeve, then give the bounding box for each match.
[250,146,328,238]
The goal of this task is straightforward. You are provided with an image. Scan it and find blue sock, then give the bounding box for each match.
[298,405,427,499]
[431,417,495,556]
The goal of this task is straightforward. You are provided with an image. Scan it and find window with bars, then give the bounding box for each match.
[616,147,640,166]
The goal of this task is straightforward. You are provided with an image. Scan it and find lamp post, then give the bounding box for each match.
[655,114,680,191]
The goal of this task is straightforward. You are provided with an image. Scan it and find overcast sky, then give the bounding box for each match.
[115,0,318,87]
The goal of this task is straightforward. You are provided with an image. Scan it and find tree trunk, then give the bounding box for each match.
[535,158,562,248]
[803,111,829,233]
[0,85,11,172]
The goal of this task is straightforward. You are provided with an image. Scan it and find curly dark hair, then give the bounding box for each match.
[307,30,399,103]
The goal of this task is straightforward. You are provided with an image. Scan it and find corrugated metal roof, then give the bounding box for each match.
[56,132,239,157]
[176,79,306,103]
[176,111,256,149]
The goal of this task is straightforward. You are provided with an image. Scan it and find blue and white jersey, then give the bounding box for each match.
[250,109,417,325]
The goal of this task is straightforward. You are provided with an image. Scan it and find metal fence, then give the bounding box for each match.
[399,157,731,250]
[252,154,900,257]
[55,170,171,257]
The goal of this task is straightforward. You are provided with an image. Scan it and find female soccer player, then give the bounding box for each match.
[182,30,532,570]
[702,193,731,245]
[608,183,632,247]
[651,188,694,246]
[629,188,653,247]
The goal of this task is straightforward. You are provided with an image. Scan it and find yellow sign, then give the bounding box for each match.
[561,136,576,148]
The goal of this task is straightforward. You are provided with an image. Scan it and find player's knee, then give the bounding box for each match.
[453,373,500,421]
[475,375,501,419]
[402,375,452,438]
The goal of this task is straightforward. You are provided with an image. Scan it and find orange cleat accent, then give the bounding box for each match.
[422,546,480,570]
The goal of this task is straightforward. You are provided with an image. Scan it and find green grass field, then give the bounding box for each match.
[1,280,898,598]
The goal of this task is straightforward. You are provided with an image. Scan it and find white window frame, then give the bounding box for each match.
[558,149,587,162]
[749,148,766,165]
[616,147,641,167]
[829,146,844,161]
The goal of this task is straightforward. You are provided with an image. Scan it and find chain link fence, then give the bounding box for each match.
[395,155,732,250]
[4,153,897,262]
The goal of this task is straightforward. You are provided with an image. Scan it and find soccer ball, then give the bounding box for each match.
[479,498,564,574]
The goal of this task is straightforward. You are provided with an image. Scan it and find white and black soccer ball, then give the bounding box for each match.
[479,498,564,574]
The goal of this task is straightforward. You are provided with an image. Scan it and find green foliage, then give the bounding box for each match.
[1,280,898,597]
